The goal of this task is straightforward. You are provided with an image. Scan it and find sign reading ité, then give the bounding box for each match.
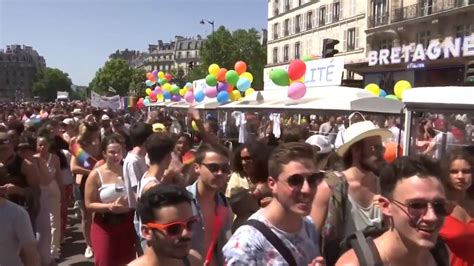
[368,36,474,66]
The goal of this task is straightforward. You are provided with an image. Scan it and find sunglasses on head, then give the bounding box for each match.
[449,169,471,175]
[390,199,451,218]
[202,163,231,174]
[146,216,199,237]
[284,172,325,189]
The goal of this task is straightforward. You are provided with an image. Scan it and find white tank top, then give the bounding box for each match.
[134,174,159,236]
[97,169,127,203]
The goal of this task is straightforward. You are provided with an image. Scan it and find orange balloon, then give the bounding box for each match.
[217,68,228,82]
[227,84,234,93]
[384,142,403,163]
[234,61,247,75]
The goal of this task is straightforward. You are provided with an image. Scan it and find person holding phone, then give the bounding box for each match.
[85,134,135,266]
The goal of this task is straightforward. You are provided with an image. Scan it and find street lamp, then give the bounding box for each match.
[200,19,215,34]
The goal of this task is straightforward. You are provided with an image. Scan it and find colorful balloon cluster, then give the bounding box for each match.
[136,70,195,108]
[364,80,412,100]
[270,59,307,100]
[203,61,255,104]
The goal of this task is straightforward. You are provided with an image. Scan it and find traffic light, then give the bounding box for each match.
[188,61,194,70]
[322,38,339,58]
[465,60,474,85]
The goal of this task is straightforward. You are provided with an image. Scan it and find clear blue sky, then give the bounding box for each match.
[1,0,267,86]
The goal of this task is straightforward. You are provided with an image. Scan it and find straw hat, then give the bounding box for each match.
[337,121,392,157]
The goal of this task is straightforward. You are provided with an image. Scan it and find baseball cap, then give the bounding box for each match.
[101,114,110,121]
[305,135,333,154]
[62,118,74,126]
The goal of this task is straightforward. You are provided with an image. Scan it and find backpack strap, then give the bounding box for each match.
[430,238,449,266]
[246,219,297,266]
[349,231,383,266]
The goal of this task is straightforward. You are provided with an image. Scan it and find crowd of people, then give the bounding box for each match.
[0,100,473,266]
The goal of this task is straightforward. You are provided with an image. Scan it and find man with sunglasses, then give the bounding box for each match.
[130,184,201,266]
[337,155,450,266]
[223,142,325,265]
[186,143,233,266]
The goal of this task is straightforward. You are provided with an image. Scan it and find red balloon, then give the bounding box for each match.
[234,61,247,75]
[165,73,173,81]
[288,60,306,81]
[227,84,234,93]
[217,68,228,82]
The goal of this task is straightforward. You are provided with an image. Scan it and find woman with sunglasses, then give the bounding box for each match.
[84,134,135,266]
[439,150,474,266]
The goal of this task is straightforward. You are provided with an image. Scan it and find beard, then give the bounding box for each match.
[149,232,191,260]
[360,154,387,176]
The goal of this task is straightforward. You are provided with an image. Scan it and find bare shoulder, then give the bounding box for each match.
[336,249,360,266]
[127,257,147,266]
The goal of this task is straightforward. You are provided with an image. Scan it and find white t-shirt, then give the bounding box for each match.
[434,131,454,159]
[123,152,148,208]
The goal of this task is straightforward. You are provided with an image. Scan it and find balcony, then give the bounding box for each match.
[368,13,389,28]
[392,0,470,23]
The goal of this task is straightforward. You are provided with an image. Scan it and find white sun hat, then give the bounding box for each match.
[337,121,392,157]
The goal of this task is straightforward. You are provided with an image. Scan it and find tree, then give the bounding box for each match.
[129,68,146,97]
[89,59,133,96]
[33,68,72,102]
[192,26,267,90]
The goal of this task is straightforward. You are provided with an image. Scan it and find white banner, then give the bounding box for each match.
[192,78,208,93]
[264,57,345,90]
[91,91,122,110]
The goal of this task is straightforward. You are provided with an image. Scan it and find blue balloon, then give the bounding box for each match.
[237,78,251,92]
[379,89,387,97]
[144,98,150,107]
[145,80,153,87]
[217,91,229,104]
[163,91,171,100]
[195,90,205,102]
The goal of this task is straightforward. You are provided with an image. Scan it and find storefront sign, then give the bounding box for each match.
[368,36,474,66]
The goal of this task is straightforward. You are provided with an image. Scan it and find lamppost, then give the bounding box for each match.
[200,19,215,34]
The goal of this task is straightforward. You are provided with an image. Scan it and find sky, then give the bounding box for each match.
[1,0,268,86]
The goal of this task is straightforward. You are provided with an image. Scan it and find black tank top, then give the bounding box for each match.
[2,155,28,205]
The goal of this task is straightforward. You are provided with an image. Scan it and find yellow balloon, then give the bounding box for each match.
[163,83,172,91]
[240,72,254,83]
[179,88,187,96]
[158,71,165,79]
[145,88,152,96]
[394,80,412,100]
[245,88,255,97]
[231,90,241,101]
[191,120,199,132]
[208,64,220,76]
[364,83,381,96]
[157,94,164,101]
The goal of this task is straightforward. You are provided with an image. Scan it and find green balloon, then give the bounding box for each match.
[225,70,239,86]
[159,78,168,85]
[206,74,218,87]
[171,85,180,95]
[302,55,312,62]
[385,94,399,100]
[271,69,290,86]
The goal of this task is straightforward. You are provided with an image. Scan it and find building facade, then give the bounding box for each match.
[0,45,46,101]
[266,0,367,80]
[109,49,143,66]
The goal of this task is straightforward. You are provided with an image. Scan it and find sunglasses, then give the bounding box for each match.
[241,156,252,162]
[390,199,451,218]
[202,163,231,174]
[449,169,471,175]
[284,172,325,189]
[147,216,199,237]
[0,138,10,145]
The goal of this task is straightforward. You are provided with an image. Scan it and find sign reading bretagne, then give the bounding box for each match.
[368,36,474,66]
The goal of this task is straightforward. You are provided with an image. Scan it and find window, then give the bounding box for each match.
[177,52,182,59]
[273,47,279,63]
[273,23,279,39]
[284,45,289,61]
[307,11,313,29]
[186,51,190,58]
[295,42,301,59]
[298,0,303,5]
[416,31,431,47]
[295,15,301,33]
[348,0,356,16]
[274,0,279,16]
[420,0,433,16]
[455,24,472,38]
[379,39,392,50]
[346,27,356,51]
[319,6,326,26]
[333,2,340,21]
[285,0,290,11]
[284,19,290,36]
[372,0,388,26]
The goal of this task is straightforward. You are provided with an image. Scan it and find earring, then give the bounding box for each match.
[389,216,394,231]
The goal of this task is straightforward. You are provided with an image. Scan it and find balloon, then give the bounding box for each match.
[217,91,229,104]
[227,84,234,93]
[288,82,307,100]
[302,55,313,62]
[234,61,247,75]
[216,68,228,82]
[145,88,152,95]
[184,91,194,103]
[163,83,172,91]
[230,90,241,101]
[145,80,153,87]
[158,71,165,79]
[185,82,193,88]
[217,82,228,92]
[171,94,181,102]
[394,80,412,99]
[179,88,187,96]
[385,94,399,100]
[149,75,156,82]
[288,60,306,80]
[225,70,239,86]
[204,86,217,98]
[208,64,220,76]
[239,72,253,83]
[270,69,290,86]
[364,83,381,96]
[154,86,162,94]
[157,94,164,101]
[144,98,150,107]
[152,70,158,78]
[379,89,387,97]
[237,78,251,92]
[206,74,218,87]
[245,88,255,97]
[191,120,199,131]
[150,93,157,102]
[163,91,171,100]
[165,73,173,81]
[159,78,168,85]
[195,90,205,102]
[171,85,180,95]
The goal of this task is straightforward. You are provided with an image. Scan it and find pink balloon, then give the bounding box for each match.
[154,86,162,94]
[288,82,307,100]
[184,91,195,103]
[204,87,217,98]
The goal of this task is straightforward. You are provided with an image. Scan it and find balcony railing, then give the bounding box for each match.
[284,30,289,36]
[273,33,279,40]
[392,0,470,22]
[368,13,389,28]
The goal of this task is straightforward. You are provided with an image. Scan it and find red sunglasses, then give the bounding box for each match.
[146,216,199,236]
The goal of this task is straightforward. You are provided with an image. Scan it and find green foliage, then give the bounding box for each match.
[33,68,72,102]
[89,59,133,96]
[129,68,146,97]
